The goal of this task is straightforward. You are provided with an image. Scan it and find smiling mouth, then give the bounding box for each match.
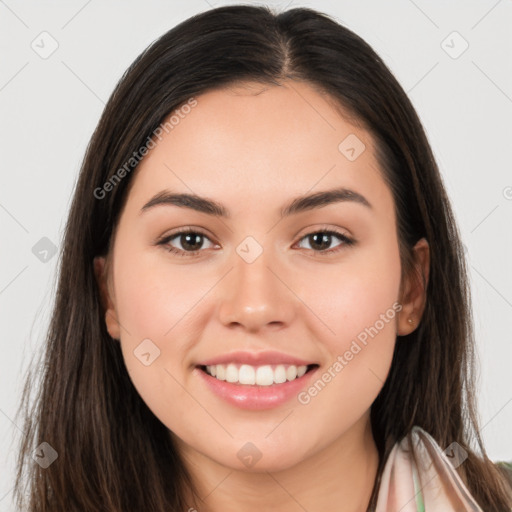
[197,363,319,386]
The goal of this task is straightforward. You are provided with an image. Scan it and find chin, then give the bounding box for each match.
[207,440,309,473]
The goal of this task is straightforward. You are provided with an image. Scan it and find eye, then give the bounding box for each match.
[295,229,355,255]
[157,228,217,256]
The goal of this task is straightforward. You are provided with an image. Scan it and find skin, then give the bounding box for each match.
[95,80,429,512]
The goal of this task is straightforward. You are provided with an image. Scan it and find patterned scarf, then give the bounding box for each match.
[375,426,483,511]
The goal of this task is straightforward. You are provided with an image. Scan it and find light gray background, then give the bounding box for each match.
[1,0,511,509]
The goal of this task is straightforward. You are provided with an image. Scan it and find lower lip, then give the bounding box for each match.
[195,366,319,410]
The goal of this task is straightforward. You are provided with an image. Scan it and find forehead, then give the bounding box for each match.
[125,80,390,218]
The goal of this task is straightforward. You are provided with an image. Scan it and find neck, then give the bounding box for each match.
[179,414,380,512]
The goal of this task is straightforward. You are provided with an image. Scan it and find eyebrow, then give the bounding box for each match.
[140,187,372,218]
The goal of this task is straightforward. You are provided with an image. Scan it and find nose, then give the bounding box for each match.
[216,244,297,333]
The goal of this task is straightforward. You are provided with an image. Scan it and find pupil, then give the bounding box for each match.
[310,233,330,250]
[182,233,202,251]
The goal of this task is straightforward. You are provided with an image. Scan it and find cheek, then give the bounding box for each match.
[293,239,401,416]
[298,236,402,355]
[113,244,212,346]
[111,248,208,411]
[111,242,259,433]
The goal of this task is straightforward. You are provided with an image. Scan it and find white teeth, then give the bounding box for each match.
[274,365,287,384]
[286,365,297,381]
[215,364,226,381]
[226,364,238,383]
[256,366,274,386]
[239,364,255,385]
[204,364,309,385]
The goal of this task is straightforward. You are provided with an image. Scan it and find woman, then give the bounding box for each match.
[15,5,512,511]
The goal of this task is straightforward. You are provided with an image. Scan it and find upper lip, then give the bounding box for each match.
[197,350,316,367]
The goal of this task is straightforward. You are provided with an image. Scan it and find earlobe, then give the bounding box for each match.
[93,256,121,340]
[397,238,430,336]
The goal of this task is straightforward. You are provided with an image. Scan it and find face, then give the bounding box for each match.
[95,80,427,473]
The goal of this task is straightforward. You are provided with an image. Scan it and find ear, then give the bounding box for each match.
[93,256,121,340]
[397,238,430,336]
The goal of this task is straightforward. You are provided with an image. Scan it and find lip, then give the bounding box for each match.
[194,363,319,411]
[196,350,316,367]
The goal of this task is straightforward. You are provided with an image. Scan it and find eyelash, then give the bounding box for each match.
[156,227,355,258]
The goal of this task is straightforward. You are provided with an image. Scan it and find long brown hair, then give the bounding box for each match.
[15,5,512,511]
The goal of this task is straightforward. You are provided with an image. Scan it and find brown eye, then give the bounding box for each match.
[176,232,205,251]
[158,229,216,256]
[296,230,354,255]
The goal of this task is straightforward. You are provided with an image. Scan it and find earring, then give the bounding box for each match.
[407,317,414,325]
